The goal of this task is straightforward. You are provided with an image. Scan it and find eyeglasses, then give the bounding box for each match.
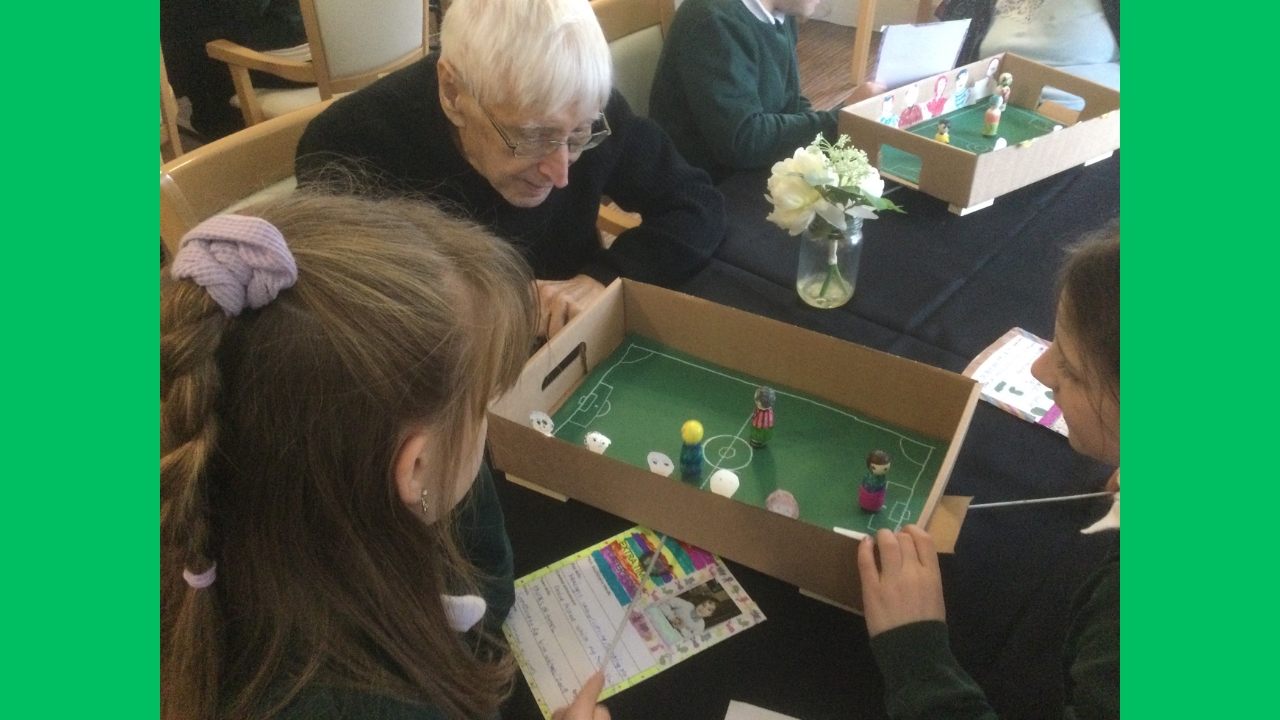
[477,103,611,158]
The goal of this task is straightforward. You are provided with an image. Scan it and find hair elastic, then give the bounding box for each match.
[183,562,218,589]
[171,214,298,316]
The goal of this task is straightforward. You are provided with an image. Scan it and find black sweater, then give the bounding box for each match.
[295,56,726,287]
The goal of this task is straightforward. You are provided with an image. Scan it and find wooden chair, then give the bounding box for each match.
[589,0,675,239]
[161,49,184,163]
[161,101,334,257]
[590,0,673,118]
[206,0,430,127]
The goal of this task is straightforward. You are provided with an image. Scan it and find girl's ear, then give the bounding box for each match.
[393,430,434,510]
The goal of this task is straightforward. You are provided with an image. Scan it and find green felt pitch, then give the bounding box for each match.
[549,334,948,534]
[880,103,1061,185]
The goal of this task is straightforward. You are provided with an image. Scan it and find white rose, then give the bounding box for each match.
[765,173,824,235]
[791,147,838,187]
[857,171,885,199]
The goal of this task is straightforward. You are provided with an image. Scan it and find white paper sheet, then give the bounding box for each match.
[504,527,766,719]
[962,328,1069,437]
[873,19,971,89]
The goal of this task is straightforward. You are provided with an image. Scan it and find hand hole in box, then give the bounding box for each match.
[541,341,587,392]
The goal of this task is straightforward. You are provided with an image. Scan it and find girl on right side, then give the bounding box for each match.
[857,222,1120,720]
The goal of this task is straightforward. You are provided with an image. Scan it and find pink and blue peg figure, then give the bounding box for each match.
[997,72,1013,105]
[935,119,951,144]
[983,94,1004,137]
[859,450,891,513]
[680,420,705,484]
[749,386,776,448]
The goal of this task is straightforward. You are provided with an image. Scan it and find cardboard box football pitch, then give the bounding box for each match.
[488,280,978,612]
[840,52,1120,216]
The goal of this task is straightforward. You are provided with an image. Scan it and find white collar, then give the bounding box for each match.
[740,0,787,25]
[1081,471,1119,534]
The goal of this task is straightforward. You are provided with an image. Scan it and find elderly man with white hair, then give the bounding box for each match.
[296,0,726,337]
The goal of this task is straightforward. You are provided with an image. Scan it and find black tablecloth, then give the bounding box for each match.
[499,155,1121,720]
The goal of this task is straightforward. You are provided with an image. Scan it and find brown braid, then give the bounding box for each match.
[160,191,536,720]
[160,275,232,719]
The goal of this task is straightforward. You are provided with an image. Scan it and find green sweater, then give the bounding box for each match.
[649,0,838,181]
[869,550,1119,720]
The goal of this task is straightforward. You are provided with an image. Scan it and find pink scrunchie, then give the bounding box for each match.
[171,215,298,316]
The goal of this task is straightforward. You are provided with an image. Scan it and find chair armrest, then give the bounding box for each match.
[596,203,641,239]
[205,40,315,84]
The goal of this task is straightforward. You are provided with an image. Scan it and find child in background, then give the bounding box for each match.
[160,193,608,720]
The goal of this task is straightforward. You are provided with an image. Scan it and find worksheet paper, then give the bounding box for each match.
[873,19,971,89]
[963,328,1069,437]
[503,527,765,719]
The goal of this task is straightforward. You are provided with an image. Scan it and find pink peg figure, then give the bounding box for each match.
[997,72,1013,105]
[680,420,705,484]
[983,95,1004,137]
[749,386,776,448]
[859,450,891,513]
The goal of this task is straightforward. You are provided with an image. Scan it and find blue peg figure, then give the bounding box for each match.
[749,386,776,448]
[680,420,705,484]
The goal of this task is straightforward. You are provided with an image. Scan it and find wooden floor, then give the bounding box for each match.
[797,20,879,111]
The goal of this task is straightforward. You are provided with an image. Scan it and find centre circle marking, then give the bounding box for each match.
[702,434,753,472]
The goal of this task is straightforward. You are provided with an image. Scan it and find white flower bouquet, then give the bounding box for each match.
[766,134,902,235]
[765,135,903,306]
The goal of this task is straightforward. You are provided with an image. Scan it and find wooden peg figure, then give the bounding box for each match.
[935,119,951,144]
[997,72,1013,105]
[680,420,705,484]
[749,386,776,448]
[983,95,1004,137]
[859,450,891,512]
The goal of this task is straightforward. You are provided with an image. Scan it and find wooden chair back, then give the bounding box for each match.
[303,0,430,97]
[206,0,428,126]
[161,49,183,163]
[160,101,334,256]
[590,0,673,118]
[588,0,675,239]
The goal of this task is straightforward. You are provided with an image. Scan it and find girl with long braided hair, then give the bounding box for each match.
[160,193,608,719]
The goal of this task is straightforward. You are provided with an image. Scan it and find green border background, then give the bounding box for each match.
[1128,6,1272,717]
[4,3,154,718]
[3,3,1264,717]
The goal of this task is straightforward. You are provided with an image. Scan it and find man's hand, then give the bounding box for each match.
[857,525,947,637]
[535,275,606,339]
[552,671,610,720]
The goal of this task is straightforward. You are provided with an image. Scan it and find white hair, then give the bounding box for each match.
[440,0,612,117]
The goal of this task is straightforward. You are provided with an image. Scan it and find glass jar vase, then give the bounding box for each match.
[795,218,862,309]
